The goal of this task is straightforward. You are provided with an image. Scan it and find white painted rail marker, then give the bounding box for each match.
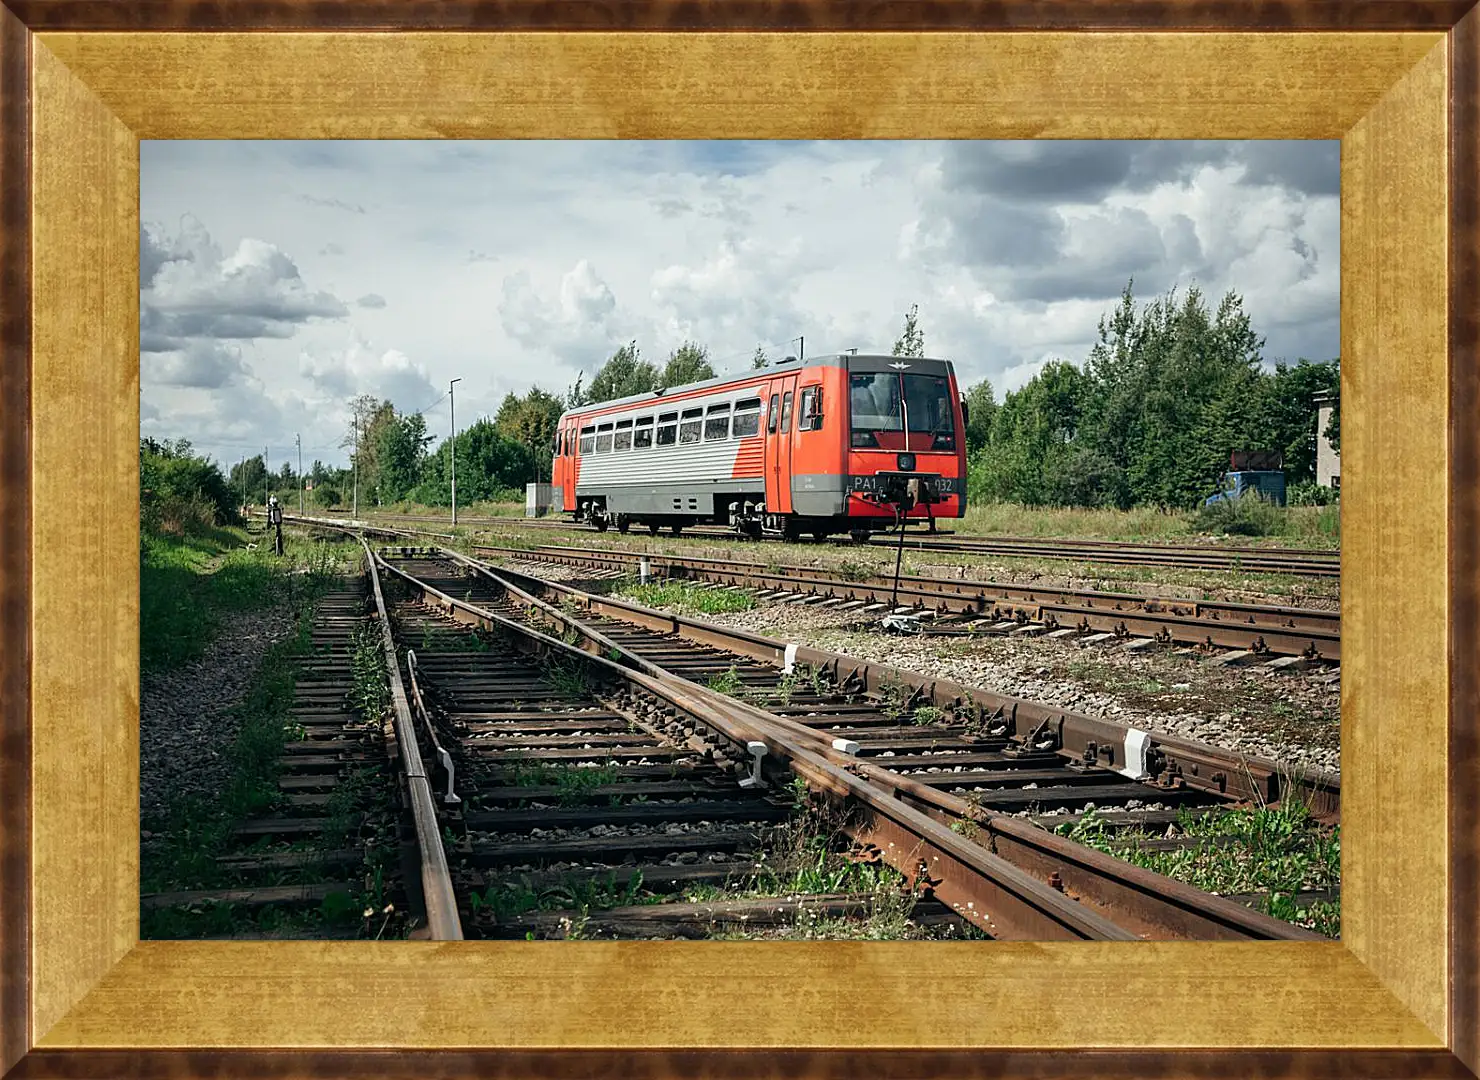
[1118,728,1152,780]
[739,741,769,789]
[783,643,799,675]
[831,738,861,755]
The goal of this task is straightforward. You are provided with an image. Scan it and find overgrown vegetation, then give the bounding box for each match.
[621,579,757,616]
[1056,800,1341,937]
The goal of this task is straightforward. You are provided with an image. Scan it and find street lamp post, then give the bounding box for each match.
[296,433,303,515]
[449,377,462,527]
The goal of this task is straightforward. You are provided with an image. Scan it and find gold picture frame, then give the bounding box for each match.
[1,3,1476,1076]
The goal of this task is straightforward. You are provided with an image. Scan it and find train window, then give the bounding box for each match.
[679,408,703,445]
[579,426,595,454]
[798,388,821,431]
[704,403,731,441]
[657,412,679,447]
[634,416,655,450]
[613,418,634,452]
[732,398,762,438]
[780,391,794,433]
[595,422,614,454]
[767,394,780,434]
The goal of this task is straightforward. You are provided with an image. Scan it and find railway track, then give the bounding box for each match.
[316,509,1340,578]
[352,537,1337,940]
[140,571,453,939]
[475,542,1342,663]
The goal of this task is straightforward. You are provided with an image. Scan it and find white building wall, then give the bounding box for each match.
[1316,403,1341,488]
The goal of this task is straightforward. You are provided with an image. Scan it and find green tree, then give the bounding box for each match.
[961,379,997,454]
[973,361,1090,507]
[494,386,565,482]
[140,438,237,532]
[892,304,925,359]
[659,341,715,388]
[414,418,533,504]
[751,345,770,370]
[375,411,432,504]
[586,342,659,404]
[1259,358,1340,485]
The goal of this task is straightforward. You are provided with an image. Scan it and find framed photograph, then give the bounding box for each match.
[2,2,1476,1077]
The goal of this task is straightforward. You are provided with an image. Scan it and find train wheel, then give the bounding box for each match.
[594,516,609,533]
[850,529,870,544]
[670,523,683,536]
[648,523,660,536]
[811,530,829,543]
[616,515,631,535]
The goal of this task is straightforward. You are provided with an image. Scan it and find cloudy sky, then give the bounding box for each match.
[140,140,1339,471]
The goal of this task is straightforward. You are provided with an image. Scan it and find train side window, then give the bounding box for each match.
[732,398,762,438]
[767,394,780,434]
[679,408,703,445]
[799,388,822,431]
[704,403,731,441]
[780,391,793,433]
[613,418,634,452]
[595,423,614,454]
[634,416,654,449]
[656,412,679,447]
[579,426,595,454]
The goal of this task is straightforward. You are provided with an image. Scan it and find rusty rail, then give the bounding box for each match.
[476,542,1341,661]
[360,537,464,940]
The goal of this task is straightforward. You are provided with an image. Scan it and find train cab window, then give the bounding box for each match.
[767,394,780,434]
[579,426,595,454]
[595,423,614,454]
[732,398,762,438]
[679,408,703,445]
[656,412,678,447]
[633,416,654,449]
[613,419,634,452]
[780,391,794,434]
[798,387,824,432]
[704,404,731,441]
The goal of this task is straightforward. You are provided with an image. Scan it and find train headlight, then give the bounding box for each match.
[897,453,916,472]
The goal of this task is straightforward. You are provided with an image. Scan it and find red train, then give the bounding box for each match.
[550,353,968,541]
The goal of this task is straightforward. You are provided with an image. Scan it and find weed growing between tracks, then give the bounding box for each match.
[621,579,757,616]
[1056,799,1341,937]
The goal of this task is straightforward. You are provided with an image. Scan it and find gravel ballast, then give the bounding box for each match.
[623,593,1342,778]
[139,606,300,829]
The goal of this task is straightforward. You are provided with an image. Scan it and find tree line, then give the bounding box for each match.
[941,282,1339,511]
[144,282,1338,523]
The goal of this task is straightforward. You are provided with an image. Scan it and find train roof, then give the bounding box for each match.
[559,353,957,420]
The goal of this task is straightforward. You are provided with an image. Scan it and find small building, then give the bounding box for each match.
[1314,391,1340,489]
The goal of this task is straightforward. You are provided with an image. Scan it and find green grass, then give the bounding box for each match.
[955,499,1340,548]
[620,580,757,616]
[141,526,353,672]
[1056,800,1341,937]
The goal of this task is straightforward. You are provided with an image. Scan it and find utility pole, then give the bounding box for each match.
[352,409,359,520]
[792,336,805,362]
[239,455,246,518]
[296,433,303,515]
[449,377,462,527]
[264,445,269,507]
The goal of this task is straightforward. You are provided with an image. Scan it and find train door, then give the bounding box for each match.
[764,376,797,513]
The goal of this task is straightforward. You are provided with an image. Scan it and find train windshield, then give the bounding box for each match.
[849,373,956,451]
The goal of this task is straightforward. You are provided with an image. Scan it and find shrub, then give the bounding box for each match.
[1287,480,1337,507]
[1195,491,1287,537]
[313,486,342,508]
